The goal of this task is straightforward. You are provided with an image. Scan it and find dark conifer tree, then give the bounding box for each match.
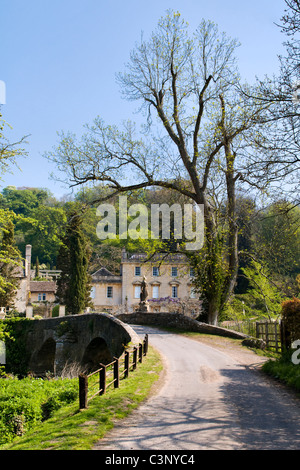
[56,212,92,315]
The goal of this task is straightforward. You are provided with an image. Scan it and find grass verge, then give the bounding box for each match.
[0,346,162,451]
[262,351,300,394]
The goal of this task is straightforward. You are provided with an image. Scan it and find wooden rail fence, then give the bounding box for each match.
[221,320,282,352]
[78,334,148,409]
[255,321,281,352]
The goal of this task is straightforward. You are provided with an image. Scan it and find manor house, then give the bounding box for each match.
[12,246,201,317]
[90,248,201,317]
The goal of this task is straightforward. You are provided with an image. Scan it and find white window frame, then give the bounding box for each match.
[171,267,178,277]
[152,285,159,299]
[135,266,141,276]
[91,286,96,299]
[171,285,178,298]
[152,266,159,276]
[134,285,141,299]
[107,286,113,298]
[190,287,197,299]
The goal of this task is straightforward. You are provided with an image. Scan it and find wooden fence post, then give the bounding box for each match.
[79,374,88,409]
[133,347,137,370]
[124,351,129,378]
[256,322,259,339]
[99,364,106,395]
[144,334,148,355]
[114,357,120,388]
[138,343,143,363]
[265,322,269,349]
[274,322,279,352]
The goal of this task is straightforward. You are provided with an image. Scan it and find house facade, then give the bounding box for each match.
[12,246,201,317]
[91,248,201,317]
[13,245,57,314]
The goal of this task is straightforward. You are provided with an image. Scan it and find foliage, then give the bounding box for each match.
[0,219,22,308]
[0,318,34,376]
[241,260,284,318]
[254,202,300,278]
[281,297,300,347]
[56,211,92,315]
[262,351,300,392]
[188,235,228,323]
[17,205,67,267]
[0,375,78,445]
[0,187,49,217]
[1,346,161,450]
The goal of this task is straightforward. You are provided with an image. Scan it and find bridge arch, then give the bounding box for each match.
[81,336,112,371]
[25,313,141,376]
[34,337,56,376]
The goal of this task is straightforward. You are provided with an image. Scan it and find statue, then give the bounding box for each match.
[140,276,148,302]
[139,276,149,312]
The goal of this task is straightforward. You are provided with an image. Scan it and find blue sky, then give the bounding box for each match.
[1,0,287,198]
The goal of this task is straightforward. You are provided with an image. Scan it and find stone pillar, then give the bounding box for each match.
[26,306,33,318]
[25,245,32,278]
[59,306,65,317]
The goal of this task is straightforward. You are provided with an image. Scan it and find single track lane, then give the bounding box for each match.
[93,325,300,450]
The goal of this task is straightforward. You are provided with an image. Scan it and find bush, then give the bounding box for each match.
[262,351,300,392]
[281,297,300,348]
[0,376,78,445]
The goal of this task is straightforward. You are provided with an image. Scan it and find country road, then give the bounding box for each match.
[93,325,300,451]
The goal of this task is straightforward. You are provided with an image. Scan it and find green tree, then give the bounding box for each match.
[255,201,300,278]
[241,259,284,318]
[56,212,92,315]
[0,218,22,308]
[18,205,67,267]
[0,187,50,216]
[0,111,27,301]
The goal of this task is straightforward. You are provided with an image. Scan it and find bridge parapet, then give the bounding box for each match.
[23,313,141,376]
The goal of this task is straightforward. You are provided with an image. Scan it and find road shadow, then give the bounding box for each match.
[220,365,300,450]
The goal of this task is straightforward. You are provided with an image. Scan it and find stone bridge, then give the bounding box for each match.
[23,313,141,376]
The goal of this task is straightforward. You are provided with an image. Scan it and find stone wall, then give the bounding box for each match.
[7,313,142,376]
[116,312,249,340]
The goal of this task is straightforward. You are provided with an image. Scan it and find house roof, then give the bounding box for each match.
[126,252,188,263]
[92,267,114,277]
[92,267,122,284]
[30,281,56,293]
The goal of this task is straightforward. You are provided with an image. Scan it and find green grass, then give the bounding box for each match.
[262,351,300,393]
[0,346,162,450]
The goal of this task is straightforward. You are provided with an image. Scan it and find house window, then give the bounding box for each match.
[190,288,197,299]
[171,267,178,277]
[91,286,96,299]
[38,293,46,301]
[107,286,113,298]
[134,285,141,299]
[171,285,178,298]
[135,266,141,276]
[152,266,159,276]
[152,285,159,299]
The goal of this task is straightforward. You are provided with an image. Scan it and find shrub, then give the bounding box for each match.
[281,297,300,348]
[0,376,78,444]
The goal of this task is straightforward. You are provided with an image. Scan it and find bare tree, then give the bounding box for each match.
[47,12,272,324]
[237,0,300,206]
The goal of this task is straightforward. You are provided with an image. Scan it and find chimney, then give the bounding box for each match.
[25,245,32,278]
[122,247,127,260]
